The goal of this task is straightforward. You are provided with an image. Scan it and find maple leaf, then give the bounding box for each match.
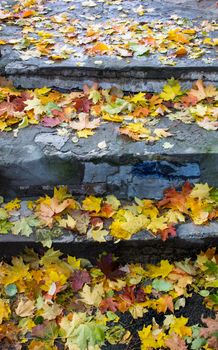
[15,298,35,317]
[11,216,40,237]
[70,270,91,292]
[79,283,104,307]
[155,295,174,313]
[24,96,45,115]
[0,96,26,117]
[190,183,211,200]
[158,224,177,241]
[189,80,218,101]
[158,181,192,213]
[42,116,62,127]
[138,325,166,350]
[200,314,218,339]
[89,228,108,242]
[99,297,119,313]
[133,106,150,118]
[82,195,102,213]
[40,302,62,321]
[160,79,183,101]
[97,253,125,281]
[0,299,10,324]
[70,113,100,131]
[169,316,192,337]
[145,259,174,278]
[165,332,188,350]
[73,97,92,113]
[58,215,76,230]
[197,117,218,131]
[38,198,73,227]
[32,320,59,341]
[130,92,146,104]
[87,42,112,55]
[168,28,190,43]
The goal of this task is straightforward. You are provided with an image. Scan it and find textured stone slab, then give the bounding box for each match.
[0,122,217,199]
[0,0,218,91]
[0,223,217,262]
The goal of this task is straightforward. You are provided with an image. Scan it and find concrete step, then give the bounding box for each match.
[0,0,218,91]
[0,122,217,199]
[0,223,217,262]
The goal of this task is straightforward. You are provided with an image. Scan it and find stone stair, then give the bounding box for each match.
[0,0,218,261]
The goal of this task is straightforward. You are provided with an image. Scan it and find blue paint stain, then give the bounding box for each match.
[132,161,200,180]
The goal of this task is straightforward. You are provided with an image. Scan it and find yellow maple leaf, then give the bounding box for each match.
[110,210,149,240]
[130,92,146,104]
[105,195,121,211]
[0,299,10,324]
[77,129,95,138]
[67,256,81,270]
[164,209,185,224]
[145,260,174,278]
[169,316,192,337]
[58,215,76,230]
[189,183,211,200]
[82,195,102,213]
[147,215,168,233]
[15,298,35,317]
[160,79,182,101]
[79,283,104,307]
[139,325,166,350]
[90,228,108,242]
[186,198,209,225]
[4,198,21,211]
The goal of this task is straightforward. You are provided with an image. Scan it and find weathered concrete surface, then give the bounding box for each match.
[0,0,217,91]
[0,121,217,199]
[0,223,217,262]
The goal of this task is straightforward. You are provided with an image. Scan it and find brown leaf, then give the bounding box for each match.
[165,332,188,350]
[70,113,100,131]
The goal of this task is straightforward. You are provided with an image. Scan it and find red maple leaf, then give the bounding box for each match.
[158,224,177,241]
[42,116,62,127]
[73,97,92,113]
[158,181,192,213]
[99,297,119,313]
[97,253,125,281]
[70,270,91,292]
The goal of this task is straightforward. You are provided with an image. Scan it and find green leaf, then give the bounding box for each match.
[89,90,101,104]
[129,43,150,56]
[11,216,40,237]
[199,290,210,297]
[18,116,29,129]
[210,188,218,202]
[5,283,17,297]
[103,99,131,115]
[0,220,13,234]
[205,261,218,274]
[74,323,105,350]
[152,278,173,292]
[35,227,63,248]
[174,297,186,310]
[191,337,206,350]
[209,292,218,304]
[45,102,61,115]
[106,325,127,345]
[0,208,8,220]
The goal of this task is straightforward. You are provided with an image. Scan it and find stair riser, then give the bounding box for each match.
[1,156,217,199]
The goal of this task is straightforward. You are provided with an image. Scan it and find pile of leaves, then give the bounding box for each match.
[0,247,217,349]
[0,182,218,246]
[0,79,218,142]
[0,0,217,65]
